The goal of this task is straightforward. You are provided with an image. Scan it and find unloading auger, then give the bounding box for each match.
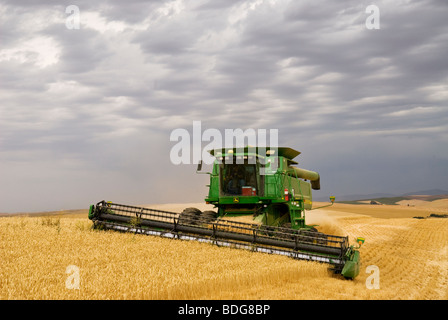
[88,147,364,279]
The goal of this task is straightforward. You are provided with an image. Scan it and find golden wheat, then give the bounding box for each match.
[0,211,447,300]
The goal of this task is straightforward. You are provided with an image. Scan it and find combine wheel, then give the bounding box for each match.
[178,207,202,225]
[200,210,218,223]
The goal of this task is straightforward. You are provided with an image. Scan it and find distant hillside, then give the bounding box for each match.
[337,194,448,205]
[320,193,395,202]
[401,189,448,196]
[316,189,448,203]
[354,197,409,205]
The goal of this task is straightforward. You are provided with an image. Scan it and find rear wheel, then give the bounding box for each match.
[200,210,218,223]
[178,207,202,225]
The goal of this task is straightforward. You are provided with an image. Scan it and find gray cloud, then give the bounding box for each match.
[0,0,447,212]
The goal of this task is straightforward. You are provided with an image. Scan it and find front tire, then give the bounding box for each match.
[178,207,202,225]
[200,210,218,223]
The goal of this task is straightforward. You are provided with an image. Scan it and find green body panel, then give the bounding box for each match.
[207,164,220,200]
[218,196,260,204]
[341,249,361,279]
[88,204,95,220]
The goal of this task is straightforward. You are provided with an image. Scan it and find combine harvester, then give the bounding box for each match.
[89,147,364,279]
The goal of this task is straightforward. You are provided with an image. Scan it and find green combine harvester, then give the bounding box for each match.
[89,147,364,279]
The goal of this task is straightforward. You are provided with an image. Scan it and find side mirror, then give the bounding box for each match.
[197,160,203,172]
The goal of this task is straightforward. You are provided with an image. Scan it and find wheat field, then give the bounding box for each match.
[0,203,447,300]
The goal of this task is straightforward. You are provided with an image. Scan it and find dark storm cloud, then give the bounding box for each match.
[1,0,447,212]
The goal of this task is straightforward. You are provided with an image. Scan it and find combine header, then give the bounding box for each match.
[89,147,363,279]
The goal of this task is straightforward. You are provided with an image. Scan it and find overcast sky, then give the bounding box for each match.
[1,0,447,212]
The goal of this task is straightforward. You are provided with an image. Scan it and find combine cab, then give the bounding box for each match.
[88,146,363,279]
